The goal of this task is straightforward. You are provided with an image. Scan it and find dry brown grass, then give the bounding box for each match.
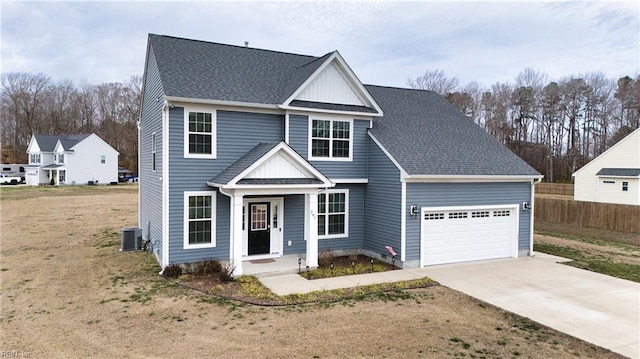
[0,185,623,358]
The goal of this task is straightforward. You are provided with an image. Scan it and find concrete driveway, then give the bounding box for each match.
[420,253,640,359]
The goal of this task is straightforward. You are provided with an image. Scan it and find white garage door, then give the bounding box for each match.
[421,206,518,266]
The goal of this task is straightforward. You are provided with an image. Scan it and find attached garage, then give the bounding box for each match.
[420,205,519,266]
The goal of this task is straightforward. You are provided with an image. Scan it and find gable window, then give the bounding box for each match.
[184,191,216,249]
[622,181,629,191]
[184,109,216,158]
[309,118,352,160]
[29,154,41,164]
[100,155,106,164]
[58,153,64,164]
[152,132,157,172]
[317,189,349,238]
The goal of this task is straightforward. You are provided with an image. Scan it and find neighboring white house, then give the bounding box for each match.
[573,128,640,205]
[25,133,119,186]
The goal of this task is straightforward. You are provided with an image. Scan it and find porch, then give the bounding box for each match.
[242,254,308,278]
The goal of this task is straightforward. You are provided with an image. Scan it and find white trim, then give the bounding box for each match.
[308,116,353,162]
[530,180,535,255]
[285,111,290,144]
[596,174,640,179]
[183,191,217,249]
[161,103,170,268]
[317,188,349,240]
[400,181,406,262]
[183,108,217,159]
[332,178,368,184]
[404,175,544,183]
[419,204,520,268]
[368,132,408,178]
[242,197,284,258]
[279,105,381,118]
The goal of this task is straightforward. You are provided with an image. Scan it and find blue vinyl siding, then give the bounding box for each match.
[139,48,164,262]
[167,108,284,265]
[363,139,402,256]
[318,184,365,252]
[405,182,533,261]
[288,114,370,179]
[283,195,305,255]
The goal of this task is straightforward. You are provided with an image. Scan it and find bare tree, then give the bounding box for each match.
[407,69,459,95]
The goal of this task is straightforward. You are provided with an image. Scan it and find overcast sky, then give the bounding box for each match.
[2,1,639,89]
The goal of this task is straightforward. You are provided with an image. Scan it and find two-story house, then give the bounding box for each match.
[139,34,542,276]
[25,133,119,186]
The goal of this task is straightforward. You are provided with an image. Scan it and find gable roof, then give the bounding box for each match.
[573,128,640,176]
[596,168,640,177]
[147,34,381,115]
[365,85,541,178]
[32,134,92,152]
[208,142,333,189]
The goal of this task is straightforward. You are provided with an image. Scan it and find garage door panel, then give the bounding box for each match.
[421,207,517,266]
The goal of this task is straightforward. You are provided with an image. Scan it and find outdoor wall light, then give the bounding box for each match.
[410,205,419,218]
[522,201,531,211]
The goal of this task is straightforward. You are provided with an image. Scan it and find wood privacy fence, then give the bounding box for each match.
[536,183,574,196]
[535,197,640,233]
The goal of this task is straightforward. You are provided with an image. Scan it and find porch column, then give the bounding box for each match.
[231,193,244,276]
[305,192,319,268]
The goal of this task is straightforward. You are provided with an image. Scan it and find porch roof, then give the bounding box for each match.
[207,141,333,189]
[41,164,64,169]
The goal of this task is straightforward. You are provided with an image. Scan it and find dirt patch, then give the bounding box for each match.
[0,186,623,358]
[536,220,640,246]
[535,233,640,267]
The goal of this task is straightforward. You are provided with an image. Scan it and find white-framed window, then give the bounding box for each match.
[100,155,106,164]
[58,153,65,164]
[309,117,352,161]
[152,132,157,172]
[622,181,629,191]
[184,191,216,249]
[184,109,216,159]
[317,189,349,239]
[29,153,41,164]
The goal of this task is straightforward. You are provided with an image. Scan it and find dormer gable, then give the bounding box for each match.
[282,51,383,117]
[26,135,41,154]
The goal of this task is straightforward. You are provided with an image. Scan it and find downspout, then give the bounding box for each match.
[530,177,543,256]
[217,187,236,271]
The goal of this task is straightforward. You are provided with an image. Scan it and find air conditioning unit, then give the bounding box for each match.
[121,227,142,251]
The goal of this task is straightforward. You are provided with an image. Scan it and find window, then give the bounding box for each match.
[622,181,629,191]
[424,213,445,220]
[318,190,349,238]
[59,170,65,183]
[603,180,615,184]
[471,211,490,218]
[152,132,157,172]
[309,118,352,160]
[184,110,216,158]
[100,155,106,164]
[59,153,64,164]
[449,212,468,219]
[30,153,41,164]
[494,210,511,217]
[184,192,216,248]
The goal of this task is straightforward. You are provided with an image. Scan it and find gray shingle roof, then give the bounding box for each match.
[150,34,328,105]
[34,134,91,152]
[596,168,640,177]
[365,85,541,177]
[209,142,280,185]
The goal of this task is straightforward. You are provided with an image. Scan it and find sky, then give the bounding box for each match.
[1,1,639,89]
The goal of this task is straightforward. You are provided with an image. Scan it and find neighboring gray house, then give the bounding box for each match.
[139,34,542,275]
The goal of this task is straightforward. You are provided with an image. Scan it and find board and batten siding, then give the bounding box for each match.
[167,108,285,265]
[288,114,370,179]
[363,139,402,257]
[405,182,533,262]
[138,48,165,262]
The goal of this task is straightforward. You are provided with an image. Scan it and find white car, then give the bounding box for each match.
[0,173,21,185]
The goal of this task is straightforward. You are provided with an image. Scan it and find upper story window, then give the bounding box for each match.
[58,153,65,164]
[309,118,352,161]
[184,109,216,159]
[622,181,629,191]
[29,153,41,164]
[101,155,106,164]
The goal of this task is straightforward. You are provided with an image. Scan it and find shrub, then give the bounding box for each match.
[318,249,334,267]
[194,259,223,275]
[162,264,182,278]
[347,248,359,262]
[220,262,235,282]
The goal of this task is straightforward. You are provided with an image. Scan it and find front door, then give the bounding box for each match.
[248,202,270,255]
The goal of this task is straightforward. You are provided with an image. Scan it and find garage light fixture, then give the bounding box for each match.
[410,205,419,218]
[522,201,531,211]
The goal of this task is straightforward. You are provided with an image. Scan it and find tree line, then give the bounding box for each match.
[0,73,141,174]
[409,69,639,182]
[1,69,638,182]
